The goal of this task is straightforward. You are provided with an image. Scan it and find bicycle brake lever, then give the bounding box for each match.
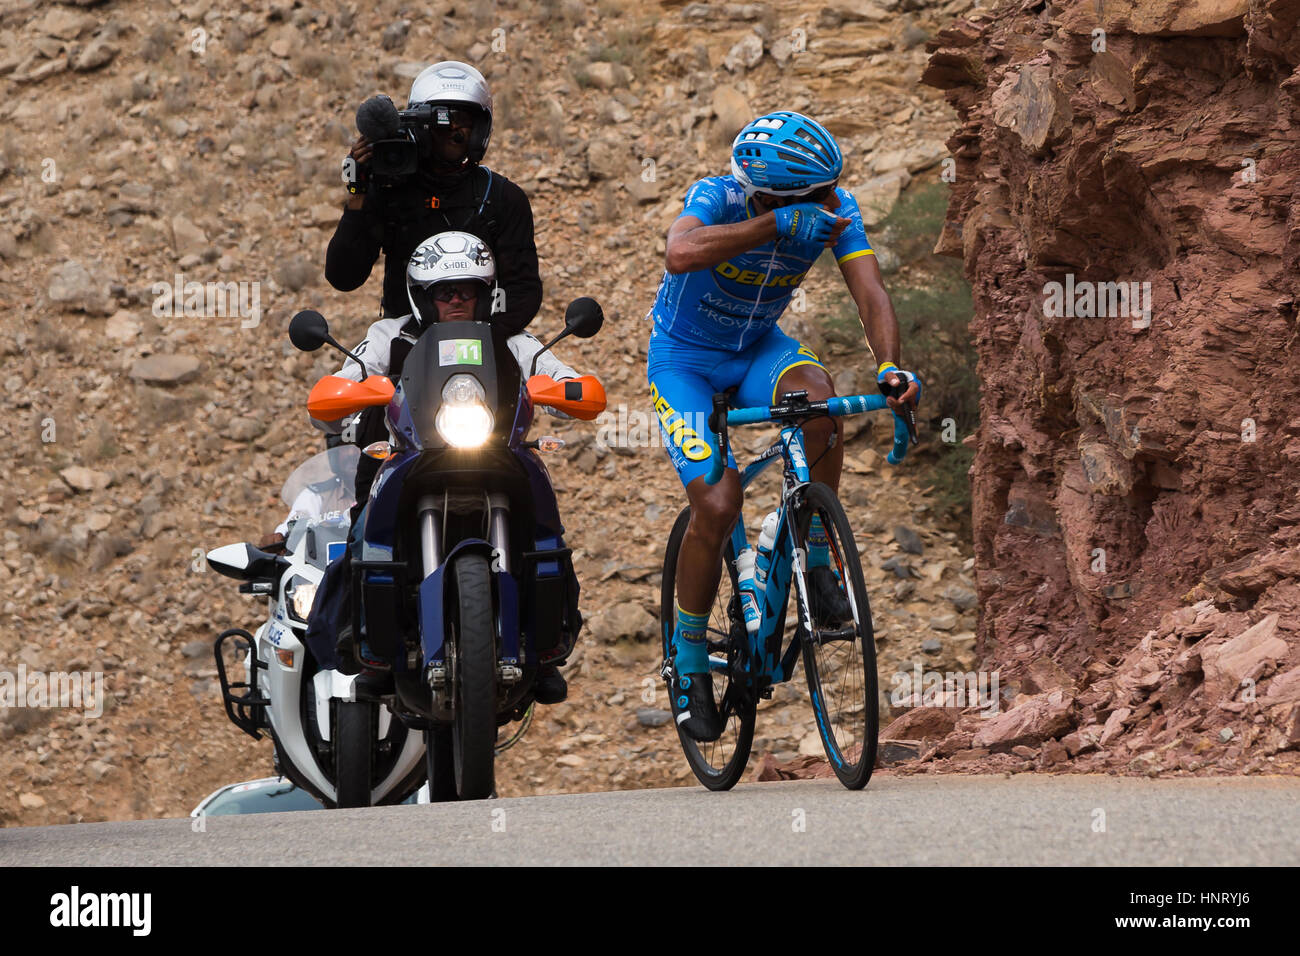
[885,381,919,445]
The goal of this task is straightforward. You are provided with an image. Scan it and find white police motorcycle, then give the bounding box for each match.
[208,446,426,808]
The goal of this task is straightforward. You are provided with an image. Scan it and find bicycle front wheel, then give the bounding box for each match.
[660,505,757,791]
[791,482,878,789]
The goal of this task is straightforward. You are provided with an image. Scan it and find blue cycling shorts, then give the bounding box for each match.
[645,323,826,488]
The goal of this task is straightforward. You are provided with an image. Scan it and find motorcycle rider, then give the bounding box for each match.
[308,231,590,705]
[647,111,921,741]
[326,61,544,513]
[257,434,351,555]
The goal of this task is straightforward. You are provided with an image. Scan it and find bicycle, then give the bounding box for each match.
[659,386,917,790]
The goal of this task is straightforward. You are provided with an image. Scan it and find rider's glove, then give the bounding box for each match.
[876,363,922,405]
[772,202,839,244]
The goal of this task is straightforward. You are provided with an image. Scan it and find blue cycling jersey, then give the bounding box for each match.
[649,176,874,352]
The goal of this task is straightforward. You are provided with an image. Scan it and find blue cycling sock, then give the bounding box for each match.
[807,514,831,568]
[672,603,711,675]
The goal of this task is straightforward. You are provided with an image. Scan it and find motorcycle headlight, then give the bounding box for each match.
[436,374,493,448]
[286,577,317,624]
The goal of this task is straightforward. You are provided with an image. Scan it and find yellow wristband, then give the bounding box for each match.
[877,362,898,376]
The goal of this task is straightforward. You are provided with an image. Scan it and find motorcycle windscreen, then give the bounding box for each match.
[398,321,522,448]
[280,445,361,511]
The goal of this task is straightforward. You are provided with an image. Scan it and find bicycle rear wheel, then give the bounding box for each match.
[660,506,757,791]
[791,482,878,789]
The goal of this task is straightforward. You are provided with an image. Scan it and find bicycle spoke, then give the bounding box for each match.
[660,505,756,790]
[795,485,877,788]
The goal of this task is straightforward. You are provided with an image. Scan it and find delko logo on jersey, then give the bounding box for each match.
[715,261,807,288]
[649,383,711,461]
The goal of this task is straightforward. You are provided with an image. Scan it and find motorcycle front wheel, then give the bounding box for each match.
[424,726,458,802]
[333,700,373,808]
[451,553,497,800]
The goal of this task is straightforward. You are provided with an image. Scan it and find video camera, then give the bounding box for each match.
[344,95,484,192]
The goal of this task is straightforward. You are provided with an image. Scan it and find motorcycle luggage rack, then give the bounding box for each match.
[214,628,269,740]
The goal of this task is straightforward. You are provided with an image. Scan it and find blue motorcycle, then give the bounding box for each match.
[287,300,606,800]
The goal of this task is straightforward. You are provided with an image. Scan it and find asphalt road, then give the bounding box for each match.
[3,774,1297,866]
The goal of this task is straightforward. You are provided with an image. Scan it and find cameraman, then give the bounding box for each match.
[325,61,542,333]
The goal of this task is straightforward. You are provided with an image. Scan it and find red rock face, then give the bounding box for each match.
[923,0,1300,683]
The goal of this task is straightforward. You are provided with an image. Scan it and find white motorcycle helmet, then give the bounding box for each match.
[408,61,493,163]
[406,231,497,325]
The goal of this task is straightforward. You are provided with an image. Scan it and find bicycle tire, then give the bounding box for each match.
[660,505,757,791]
[791,482,878,789]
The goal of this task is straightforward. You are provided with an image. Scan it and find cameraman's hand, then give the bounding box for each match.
[343,135,372,209]
[349,134,373,165]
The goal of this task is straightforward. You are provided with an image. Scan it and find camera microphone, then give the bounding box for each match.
[356,95,400,140]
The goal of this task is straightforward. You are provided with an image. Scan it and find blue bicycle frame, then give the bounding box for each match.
[702,392,913,689]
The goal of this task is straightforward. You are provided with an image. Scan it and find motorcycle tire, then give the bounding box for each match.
[334,700,373,808]
[424,726,458,802]
[451,553,497,800]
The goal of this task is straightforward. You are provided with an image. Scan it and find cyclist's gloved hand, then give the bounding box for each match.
[876,363,922,406]
[772,203,839,244]
[877,364,922,446]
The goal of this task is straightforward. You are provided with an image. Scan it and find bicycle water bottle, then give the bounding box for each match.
[754,512,779,593]
[735,548,761,635]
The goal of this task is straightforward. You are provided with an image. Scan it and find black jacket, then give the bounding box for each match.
[325,165,542,334]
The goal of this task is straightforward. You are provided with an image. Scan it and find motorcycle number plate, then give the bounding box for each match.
[439,339,483,367]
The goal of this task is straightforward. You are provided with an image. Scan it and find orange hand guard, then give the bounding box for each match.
[307,375,396,421]
[527,374,607,421]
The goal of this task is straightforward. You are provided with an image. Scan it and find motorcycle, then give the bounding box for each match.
[286,297,606,800]
[207,445,426,808]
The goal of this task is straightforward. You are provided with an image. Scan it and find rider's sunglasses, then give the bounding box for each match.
[430,283,480,303]
[757,183,837,207]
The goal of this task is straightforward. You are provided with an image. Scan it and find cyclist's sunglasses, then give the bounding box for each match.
[429,282,481,303]
[756,183,837,207]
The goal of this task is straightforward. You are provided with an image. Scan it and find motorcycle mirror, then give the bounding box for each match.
[564,297,604,339]
[289,310,331,352]
[528,298,604,377]
[289,310,370,379]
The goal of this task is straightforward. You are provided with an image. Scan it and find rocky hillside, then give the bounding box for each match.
[892,0,1300,776]
[0,0,979,824]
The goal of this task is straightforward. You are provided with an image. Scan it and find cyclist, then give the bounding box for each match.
[647,111,920,741]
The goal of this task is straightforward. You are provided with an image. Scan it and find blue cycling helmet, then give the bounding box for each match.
[730,111,843,198]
